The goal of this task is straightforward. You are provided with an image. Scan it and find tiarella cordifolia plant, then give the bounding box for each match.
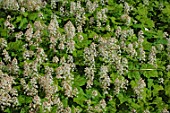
[0,0,47,11]
[0,0,170,113]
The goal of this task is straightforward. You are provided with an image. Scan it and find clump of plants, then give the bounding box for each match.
[0,0,170,113]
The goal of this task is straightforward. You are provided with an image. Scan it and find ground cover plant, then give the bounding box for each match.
[0,0,170,113]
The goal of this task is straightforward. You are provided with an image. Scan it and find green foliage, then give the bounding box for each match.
[73,75,86,87]
[0,0,170,112]
[7,40,24,51]
[73,87,86,107]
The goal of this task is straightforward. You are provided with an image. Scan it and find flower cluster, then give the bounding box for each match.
[0,70,18,110]
[114,76,128,94]
[99,65,110,94]
[148,46,157,67]
[134,78,146,99]
[0,0,47,11]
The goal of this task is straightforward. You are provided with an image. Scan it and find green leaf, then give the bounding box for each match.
[62,97,68,107]
[28,12,38,21]
[73,50,77,57]
[131,102,140,109]
[37,105,43,113]
[143,41,152,51]
[4,108,11,113]
[155,39,168,45]
[20,108,25,113]
[51,106,57,113]
[143,70,158,78]
[19,18,28,29]
[110,17,116,24]
[73,76,86,87]
[130,80,136,88]
[73,87,86,106]
[153,30,163,38]
[153,85,164,96]
[23,12,28,17]
[30,45,36,51]
[25,96,33,104]
[128,71,140,79]
[146,89,152,98]
[73,95,86,106]
[149,70,158,77]
[15,16,22,23]
[152,97,163,105]
[167,72,170,78]
[110,73,118,83]
[11,52,16,57]
[145,19,154,28]
[117,93,126,104]
[18,95,25,105]
[85,89,93,99]
[0,18,5,26]
[1,29,8,37]
[164,80,170,97]
[133,24,143,29]
[108,0,114,5]
[147,79,153,89]
[7,40,24,51]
